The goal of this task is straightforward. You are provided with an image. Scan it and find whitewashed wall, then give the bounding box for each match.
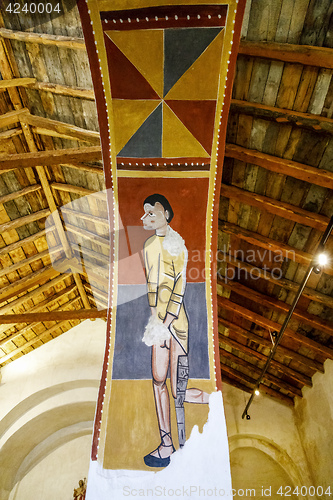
[0,319,106,500]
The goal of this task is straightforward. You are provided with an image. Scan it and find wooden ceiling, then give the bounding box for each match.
[0,0,333,409]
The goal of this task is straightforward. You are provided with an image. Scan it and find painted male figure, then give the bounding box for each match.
[141,194,209,468]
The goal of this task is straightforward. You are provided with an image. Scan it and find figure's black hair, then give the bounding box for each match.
[143,193,174,222]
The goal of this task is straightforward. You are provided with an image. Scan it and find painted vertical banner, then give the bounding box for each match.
[77,1,245,498]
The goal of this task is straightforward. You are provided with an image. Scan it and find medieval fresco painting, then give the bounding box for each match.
[77,0,246,497]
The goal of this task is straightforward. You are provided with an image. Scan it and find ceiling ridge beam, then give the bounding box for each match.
[239,40,333,69]
[225,143,333,189]
[220,184,329,231]
[218,295,333,359]
[230,99,333,134]
[218,316,323,374]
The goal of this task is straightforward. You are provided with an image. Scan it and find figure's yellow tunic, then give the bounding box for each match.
[144,233,188,354]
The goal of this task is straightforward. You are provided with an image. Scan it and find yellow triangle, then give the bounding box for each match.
[112,100,160,154]
[165,29,225,100]
[162,103,209,158]
[106,30,164,98]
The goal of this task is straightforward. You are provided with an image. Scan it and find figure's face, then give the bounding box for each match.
[141,202,168,231]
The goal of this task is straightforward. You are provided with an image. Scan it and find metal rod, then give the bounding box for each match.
[242,215,333,419]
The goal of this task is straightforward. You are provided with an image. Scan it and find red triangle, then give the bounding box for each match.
[104,35,159,100]
[165,100,217,154]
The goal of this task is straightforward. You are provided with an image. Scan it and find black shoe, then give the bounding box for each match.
[143,431,175,468]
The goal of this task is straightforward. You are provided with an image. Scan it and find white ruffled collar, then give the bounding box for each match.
[161,226,186,257]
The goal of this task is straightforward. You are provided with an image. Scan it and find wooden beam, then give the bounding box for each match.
[52,182,106,201]
[0,208,51,234]
[0,28,86,50]
[220,184,329,232]
[0,265,59,305]
[219,334,313,386]
[0,127,23,140]
[220,364,294,406]
[0,321,70,364]
[0,245,63,279]
[219,222,333,277]
[218,316,321,375]
[0,107,29,128]
[218,296,333,360]
[219,254,333,310]
[61,162,104,176]
[230,99,333,135]
[220,280,333,337]
[239,40,333,69]
[0,308,107,323]
[0,77,36,89]
[219,347,303,397]
[225,144,333,190]
[0,184,42,205]
[61,207,109,228]
[65,223,110,251]
[0,146,102,170]
[0,283,77,344]
[26,81,95,100]
[0,227,50,257]
[21,113,100,145]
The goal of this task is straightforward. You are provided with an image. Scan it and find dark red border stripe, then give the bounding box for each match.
[101,5,227,30]
[212,0,247,392]
[77,0,114,462]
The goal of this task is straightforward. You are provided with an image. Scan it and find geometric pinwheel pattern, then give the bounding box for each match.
[104,27,225,158]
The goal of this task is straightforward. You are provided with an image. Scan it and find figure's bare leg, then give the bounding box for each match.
[148,341,174,459]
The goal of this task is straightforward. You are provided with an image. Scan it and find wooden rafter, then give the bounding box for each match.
[0,308,107,323]
[20,113,100,145]
[23,81,95,100]
[0,146,102,170]
[219,254,333,310]
[220,364,294,406]
[219,347,302,397]
[225,144,333,190]
[220,280,333,337]
[230,99,333,134]
[218,316,323,374]
[0,27,86,50]
[0,77,36,89]
[219,334,314,385]
[219,222,333,275]
[239,40,333,69]
[218,296,333,359]
[0,283,77,345]
[220,184,330,232]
